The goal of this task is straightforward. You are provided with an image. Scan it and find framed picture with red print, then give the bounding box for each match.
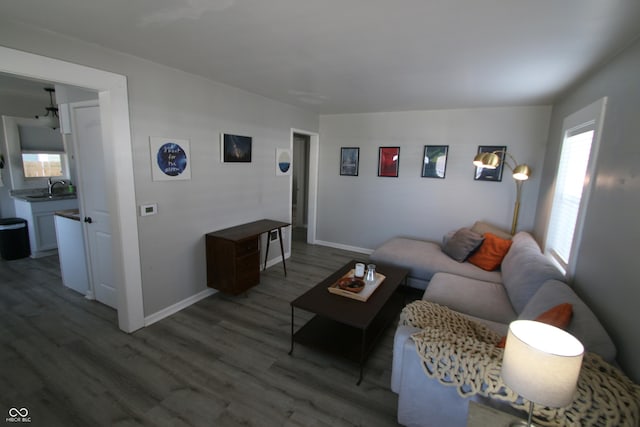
[378,146,400,177]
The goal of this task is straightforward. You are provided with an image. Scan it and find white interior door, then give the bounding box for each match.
[71,101,117,309]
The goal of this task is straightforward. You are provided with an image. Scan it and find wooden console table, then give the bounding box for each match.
[206,219,290,295]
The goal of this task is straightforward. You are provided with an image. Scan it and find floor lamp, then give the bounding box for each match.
[473,151,531,234]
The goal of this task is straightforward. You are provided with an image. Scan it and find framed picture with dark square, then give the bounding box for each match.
[221,133,252,163]
[378,146,400,177]
[340,147,360,176]
[422,145,448,178]
[474,145,506,181]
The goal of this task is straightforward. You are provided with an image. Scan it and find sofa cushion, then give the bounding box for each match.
[471,220,512,240]
[500,232,565,312]
[467,233,513,271]
[423,272,517,324]
[369,237,502,286]
[519,280,617,362]
[442,228,484,262]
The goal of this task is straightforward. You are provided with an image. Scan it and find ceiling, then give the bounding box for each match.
[1,0,640,114]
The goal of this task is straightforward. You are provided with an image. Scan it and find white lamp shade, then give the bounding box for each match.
[501,320,584,408]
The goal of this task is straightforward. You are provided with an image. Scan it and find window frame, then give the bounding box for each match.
[544,97,607,279]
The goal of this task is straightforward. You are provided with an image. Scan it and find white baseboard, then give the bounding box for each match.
[144,243,369,327]
[264,251,291,269]
[313,240,374,255]
[144,287,217,326]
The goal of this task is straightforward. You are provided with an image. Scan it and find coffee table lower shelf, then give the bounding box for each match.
[289,292,402,385]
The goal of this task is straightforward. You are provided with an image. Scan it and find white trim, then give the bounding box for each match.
[314,239,374,255]
[144,288,217,326]
[291,128,319,245]
[0,46,145,333]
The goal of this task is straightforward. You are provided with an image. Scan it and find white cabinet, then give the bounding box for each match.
[14,198,80,258]
[54,213,89,296]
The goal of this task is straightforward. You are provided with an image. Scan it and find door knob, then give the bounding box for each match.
[84,217,93,223]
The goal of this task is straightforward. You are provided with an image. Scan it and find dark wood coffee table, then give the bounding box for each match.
[289,260,409,385]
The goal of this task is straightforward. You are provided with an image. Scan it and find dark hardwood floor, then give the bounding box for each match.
[0,238,403,426]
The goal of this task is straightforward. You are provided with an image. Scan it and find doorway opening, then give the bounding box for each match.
[0,46,144,332]
[292,133,309,242]
[289,129,319,247]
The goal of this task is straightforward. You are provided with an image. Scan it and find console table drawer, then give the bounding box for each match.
[235,252,260,289]
[206,234,260,294]
[235,238,259,257]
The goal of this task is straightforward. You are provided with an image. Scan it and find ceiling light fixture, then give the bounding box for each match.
[35,87,59,129]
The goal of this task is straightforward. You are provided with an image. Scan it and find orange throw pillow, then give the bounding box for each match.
[496,303,574,348]
[467,232,513,271]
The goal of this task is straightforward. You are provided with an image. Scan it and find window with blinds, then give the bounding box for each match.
[546,128,594,267]
[545,97,606,277]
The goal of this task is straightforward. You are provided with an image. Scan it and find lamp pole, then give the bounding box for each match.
[511,179,523,235]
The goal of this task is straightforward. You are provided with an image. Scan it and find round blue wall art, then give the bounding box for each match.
[279,161,290,173]
[157,142,187,176]
[277,148,291,175]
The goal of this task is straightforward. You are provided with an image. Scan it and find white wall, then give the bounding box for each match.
[317,107,551,251]
[0,20,318,316]
[534,38,640,383]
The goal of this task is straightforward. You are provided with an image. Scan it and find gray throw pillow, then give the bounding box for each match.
[442,228,484,262]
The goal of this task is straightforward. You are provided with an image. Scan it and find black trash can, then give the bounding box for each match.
[0,217,31,260]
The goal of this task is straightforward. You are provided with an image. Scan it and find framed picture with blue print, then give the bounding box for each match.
[340,147,359,176]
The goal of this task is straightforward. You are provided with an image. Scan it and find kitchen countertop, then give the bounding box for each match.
[13,193,78,203]
[55,209,81,221]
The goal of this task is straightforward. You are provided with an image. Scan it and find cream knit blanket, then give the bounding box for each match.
[399,300,640,427]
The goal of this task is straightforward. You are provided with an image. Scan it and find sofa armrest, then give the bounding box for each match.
[393,324,518,427]
[392,324,422,393]
[395,329,483,427]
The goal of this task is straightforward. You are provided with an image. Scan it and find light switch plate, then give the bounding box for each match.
[139,203,157,216]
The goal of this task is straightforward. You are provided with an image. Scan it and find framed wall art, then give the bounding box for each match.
[474,145,506,181]
[378,146,400,177]
[276,148,291,176]
[340,147,359,176]
[422,145,448,179]
[221,133,252,163]
[150,136,191,181]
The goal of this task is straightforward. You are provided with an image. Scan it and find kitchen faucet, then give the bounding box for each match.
[48,177,66,196]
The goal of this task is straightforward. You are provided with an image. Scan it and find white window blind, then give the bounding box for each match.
[546,129,594,267]
[545,97,606,277]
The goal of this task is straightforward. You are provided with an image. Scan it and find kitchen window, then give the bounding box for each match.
[21,152,65,178]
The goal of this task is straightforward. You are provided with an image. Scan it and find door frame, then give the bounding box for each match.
[0,46,144,332]
[290,128,319,244]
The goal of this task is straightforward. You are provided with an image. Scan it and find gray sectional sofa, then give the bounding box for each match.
[370,226,617,427]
